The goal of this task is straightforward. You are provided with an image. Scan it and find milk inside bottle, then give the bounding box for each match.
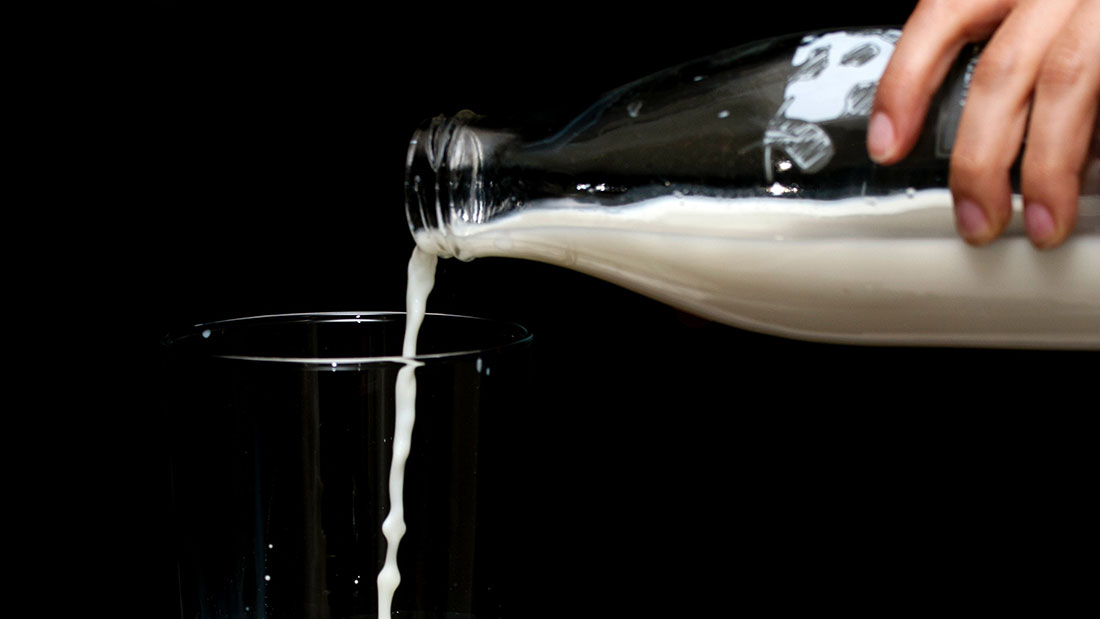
[405,28,1100,349]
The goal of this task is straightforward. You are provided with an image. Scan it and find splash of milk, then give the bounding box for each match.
[377,246,437,619]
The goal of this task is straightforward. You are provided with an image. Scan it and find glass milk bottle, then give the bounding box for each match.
[405,28,1100,349]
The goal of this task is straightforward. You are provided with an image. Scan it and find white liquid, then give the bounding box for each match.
[377,246,437,619]
[415,189,1100,349]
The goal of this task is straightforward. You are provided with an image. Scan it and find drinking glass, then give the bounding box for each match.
[161,312,533,619]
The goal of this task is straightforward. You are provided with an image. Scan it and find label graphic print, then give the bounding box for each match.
[765,29,900,179]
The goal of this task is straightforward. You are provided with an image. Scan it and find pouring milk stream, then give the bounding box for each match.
[379,26,1100,619]
[376,247,435,618]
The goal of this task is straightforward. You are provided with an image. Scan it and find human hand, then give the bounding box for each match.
[868,0,1100,248]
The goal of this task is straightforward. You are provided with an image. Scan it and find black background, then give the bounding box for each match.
[61,1,1095,614]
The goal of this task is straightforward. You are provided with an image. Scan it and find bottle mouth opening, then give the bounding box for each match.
[404,115,445,237]
[404,111,485,257]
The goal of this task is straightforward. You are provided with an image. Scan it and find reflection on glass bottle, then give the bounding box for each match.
[406,28,1100,349]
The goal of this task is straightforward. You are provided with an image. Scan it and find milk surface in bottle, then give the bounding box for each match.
[405,28,1100,349]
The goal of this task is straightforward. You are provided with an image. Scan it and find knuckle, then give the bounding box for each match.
[915,0,950,17]
[929,0,967,17]
[969,46,1019,91]
[1036,43,1089,94]
[951,146,1002,182]
[1023,154,1078,188]
[948,0,1017,39]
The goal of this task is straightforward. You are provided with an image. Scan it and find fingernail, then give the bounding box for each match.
[1025,202,1055,246]
[867,112,895,163]
[955,199,990,241]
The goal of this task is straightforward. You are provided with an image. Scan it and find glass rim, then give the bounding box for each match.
[163,311,533,365]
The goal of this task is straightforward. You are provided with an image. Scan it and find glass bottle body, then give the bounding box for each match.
[406,28,1100,349]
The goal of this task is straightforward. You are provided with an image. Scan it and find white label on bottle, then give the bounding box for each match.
[765,30,900,177]
[783,30,898,123]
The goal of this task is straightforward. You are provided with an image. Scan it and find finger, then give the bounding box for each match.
[949,0,1084,245]
[1021,0,1100,248]
[869,0,1016,165]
